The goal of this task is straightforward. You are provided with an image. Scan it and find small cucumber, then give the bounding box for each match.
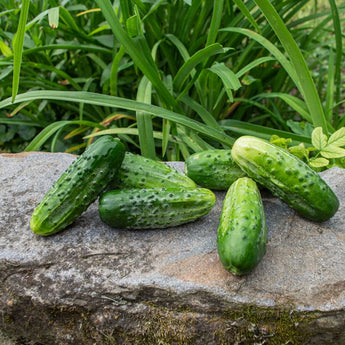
[231,136,339,221]
[185,149,246,190]
[30,136,125,236]
[110,152,197,189]
[98,187,216,229]
[217,177,267,275]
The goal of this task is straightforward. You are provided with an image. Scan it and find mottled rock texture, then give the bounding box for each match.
[0,152,344,345]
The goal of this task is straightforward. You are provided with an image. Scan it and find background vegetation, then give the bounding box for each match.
[0,0,344,168]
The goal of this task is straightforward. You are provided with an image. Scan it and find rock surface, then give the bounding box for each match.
[0,152,344,345]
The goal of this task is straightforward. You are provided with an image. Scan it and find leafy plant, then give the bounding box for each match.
[270,126,345,170]
[0,0,344,163]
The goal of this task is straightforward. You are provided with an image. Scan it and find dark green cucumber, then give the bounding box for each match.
[185,149,246,190]
[98,187,215,229]
[110,152,197,189]
[30,135,125,236]
[231,136,339,221]
[217,177,267,275]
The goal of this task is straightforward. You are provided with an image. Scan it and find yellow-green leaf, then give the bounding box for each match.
[48,7,59,29]
[0,40,12,57]
[311,127,327,150]
[309,157,329,168]
[288,142,309,160]
[327,127,345,147]
[320,144,345,158]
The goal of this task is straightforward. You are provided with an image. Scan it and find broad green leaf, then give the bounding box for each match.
[309,157,329,168]
[286,120,314,137]
[320,145,345,159]
[311,127,327,150]
[327,127,345,147]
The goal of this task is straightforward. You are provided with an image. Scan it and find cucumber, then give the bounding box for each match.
[217,177,267,275]
[30,135,125,236]
[110,152,197,189]
[184,149,246,190]
[98,187,216,229]
[231,136,339,222]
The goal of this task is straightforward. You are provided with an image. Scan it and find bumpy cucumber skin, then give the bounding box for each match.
[110,152,197,189]
[185,149,246,190]
[217,177,267,275]
[30,136,125,236]
[98,187,215,229]
[231,136,339,222]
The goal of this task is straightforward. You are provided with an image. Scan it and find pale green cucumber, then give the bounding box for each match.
[231,136,339,221]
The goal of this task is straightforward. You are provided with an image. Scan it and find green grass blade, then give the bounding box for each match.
[254,0,328,133]
[325,50,335,124]
[95,0,181,112]
[328,0,342,122]
[136,76,156,159]
[84,127,179,145]
[180,95,222,129]
[0,90,235,147]
[24,120,105,151]
[11,0,30,102]
[220,27,299,88]
[232,0,261,33]
[206,0,224,46]
[220,119,311,145]
[256,92,312,123]
[173,43,225,91]
[236,56,276,78]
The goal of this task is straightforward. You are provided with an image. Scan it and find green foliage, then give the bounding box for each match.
[270,126,345,170]
[0,0,344,163]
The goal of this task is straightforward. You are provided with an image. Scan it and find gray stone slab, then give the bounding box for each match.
[0,152,344,344]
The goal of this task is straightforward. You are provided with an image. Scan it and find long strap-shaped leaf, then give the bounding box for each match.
[253,0,328,134]
[328,0,342,123]
[11,0,30,102]
[0,91,235,148]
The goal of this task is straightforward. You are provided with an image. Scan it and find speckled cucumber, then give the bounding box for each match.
[231,136,339,222]
[217,177,267,275]
[30,136,125,236]
[184,149,246,190]
[110,152,197,189]
[98,187,216,229]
